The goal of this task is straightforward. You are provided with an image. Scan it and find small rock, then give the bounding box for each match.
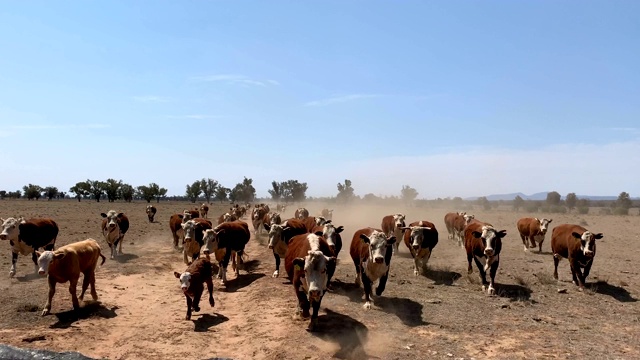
[447,353,453,357]
[426,299,442,304]
[557,288,568,294]
[404,344,414,350]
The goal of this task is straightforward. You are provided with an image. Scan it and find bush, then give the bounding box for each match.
[600,208,612,215]
[549,205,567,214]
[613,207,629,216]
[577,206,589,215]
[525,204,539,213]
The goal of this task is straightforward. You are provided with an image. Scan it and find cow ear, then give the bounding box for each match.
[548,219,553,223]
[293,258,305,271]
[178,214,184,219]
[594,233,603,239]
[472,231,483,239]
[263,223,271,231]
[387,236,397,245]
[534,218,539,222]
[54,253,65,260]
[336,226,344,233]
[359,234,370,244]
[174,271,181,279]
[325,219,332,224]
[571,232,582,239]
[497,230,507,238]
[314,231,324,237]
[100,213,107,218]
[117,213,124,218]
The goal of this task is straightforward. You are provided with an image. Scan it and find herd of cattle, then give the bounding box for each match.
[0,203,604,332]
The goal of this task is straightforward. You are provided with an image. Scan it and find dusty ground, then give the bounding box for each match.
[0,200,638,360]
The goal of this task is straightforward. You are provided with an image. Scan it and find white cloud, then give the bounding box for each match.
[189,74,277,87]
[132,95,172,103]
[9,124,109,130]
[304,94,382,107]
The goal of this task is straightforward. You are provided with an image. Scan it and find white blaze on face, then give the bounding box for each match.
[36,251,59,275]
[480,226,499,256]
[297,237,331,301]
[463,214,475,224]
[408,226,430,249]
[579,231,596,256]
[203,229,218,254]
[393,214,406,229]
[182,220,196,243]
[178,272,192,292]
[267,224,284,249]
[315,216,327,226]
[368,231,391,264]
[0,217,20,241]
[537,218,552,234]
[321,223,341,250]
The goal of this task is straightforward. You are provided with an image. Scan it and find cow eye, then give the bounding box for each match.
[321,269,326,274]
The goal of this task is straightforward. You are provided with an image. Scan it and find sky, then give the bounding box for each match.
[0,0,638,199]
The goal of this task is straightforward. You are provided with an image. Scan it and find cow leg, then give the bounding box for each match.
[272,252,281,278]
[172,233,179,249]
[220,250,231,285]
[487,260,499,295]
[529,236,537,249]
[192,290,202,313]
[205,277,215,308]
[69,277,80,310]
[185,294,193,320]
[553,254,561,280]
[42,277,57,316]
[583,260,593,283]
[31,251,39,274]
[308,299,321,332]
[520,234,528,252]
[473,256,489,291]
[89,271,98,300]
[79,272,91,301]
[570,260,586,291]
[296,289,311,319]
[375,270,390,296]
[10,250,19,277]
[413,257,421,276]
[466,252,473,274]
[537,238,544,253]
[118,235,124,254]
[362,274,374,309]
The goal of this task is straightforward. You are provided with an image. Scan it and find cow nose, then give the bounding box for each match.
[484,249,494,256]
[412,244,420,250]
[374,257,384,264]
[38,270,45,275]
[309,289,322,299]
[0,234,6,240]
[268,244,274,249]
[329,245,336,253]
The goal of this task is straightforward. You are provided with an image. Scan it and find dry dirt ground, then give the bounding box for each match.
[0,200,638,360]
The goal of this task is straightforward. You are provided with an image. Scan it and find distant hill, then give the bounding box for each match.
[464,192,633,201]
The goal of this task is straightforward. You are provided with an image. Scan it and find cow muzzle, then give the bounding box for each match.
[412,244,420,250]
[329,245,336,253]
[374,256,384,264]
[484,248,494,257]
[38,270,46,276]
[0,234,7,240]
[308,289,322,301]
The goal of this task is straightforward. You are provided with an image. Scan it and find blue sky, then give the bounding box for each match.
[0,1,638,198]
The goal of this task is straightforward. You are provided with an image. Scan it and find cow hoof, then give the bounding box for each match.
[524,247,528,252]
[301,310,311,318]
[414,270,419,276]
[185,315,191,320]
[9,271,15,278]
[487,287,495,296]
[578,286,584,292]
[209,300,215,308]
[363,301,372,310]
[192,306,200,312]
[272,271,279,278]
[482,285,487,292]
[306,319,318,332]
[41,309,50,316]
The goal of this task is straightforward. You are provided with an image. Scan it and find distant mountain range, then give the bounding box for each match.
[464,192,638,201]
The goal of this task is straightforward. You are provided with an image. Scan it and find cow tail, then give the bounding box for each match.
[99,253,106,266]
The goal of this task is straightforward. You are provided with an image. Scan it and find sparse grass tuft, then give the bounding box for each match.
[17,304,39,313]
[578,218,589,226]
[465,273,481,285]
[513,275,529,287]
[535,272,558,285]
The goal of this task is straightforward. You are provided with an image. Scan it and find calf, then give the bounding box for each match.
[169,213,188,248]
[203,220,251,285]
[263,219,307,277]
[350,227,396,309]
[464,221,506,295]
[217,212,237,225]
[311,220,344,258]
[294,207,309,220]
[285,232,336,331]
[320,208,333,221]
[444,212,465,241]
[181,218,213,265]
[173,257,215,320]
[146,205,157,223]
[1,217,59,277]
[551,224,603,291]
[381,213,406,254]
[517,217,552,252]
[453,213,475,247]
[100,210,130,259]
[251,206,267,236]
[401,220,438,276]
[36,238,106,316]
[199,203,209,219]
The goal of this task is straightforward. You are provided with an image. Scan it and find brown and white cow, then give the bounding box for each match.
[294,207,310,220]
[100,210,130,259]
[517,217,553,252]
[268,212,282,225]
[311,220,344,258]
[169,213,191,248]
[381,213,406,254]
[263,219,307,278]
[146,205,157,223]
[199,203,209,219]
[453,213,475,247]
[285,232,337,331]
[251,206,268,236]
[217,212,237,225]
[320,208,333,221]
[181,218,213,265]
[401,220,438,276]
[302,216,327,233]
[444,212,465,241]
[350,228,396,309]
[185,209,200,219]
[551,224,603,291]
[1,217,59,277]
[464,221,506,295]
[36,238,106,316]
[174,257,215,320]
[202,220,251,285]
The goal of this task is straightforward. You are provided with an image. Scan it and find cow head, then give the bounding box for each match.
[293,239,336,301]
[535,218,552,234]
[457,211,466,216]
[315,216,327,227]
[401,225,432,250]
[146,206,155,221]
[35,250,65,276]
[360,230,396,264]
[101,210,123,233]
[182,210,192,223]
[181,220,197,244]
[296,208,308,219]
[0,217,22,241]
[264,223,290,249]
[270,212,281,225]
[251,208,261,221]
[463,214,475,224]
[393,214,406,229]
[572,230,603,257]
[202,228,218,255]
[321,222,344,253]
[173,271,192,293]
[222,213,234,222]
[471,225,507,257]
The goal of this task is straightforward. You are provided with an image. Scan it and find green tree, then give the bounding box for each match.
[185,181,202,203]
[0,190,6,199]
[513,195,525,211]
[229,177,256,203]
[87,180,106,202]
[617,191,632,210]
[22,184,42,200]
[200,178,218,204]
[281,180,308,202]
[268,181,282,202]
[43,186,58,201]
[104,178,123,202]
[336,179,355,203]
[477,196,491,210]
[214,186,230,202]
[546,191,561,206]
[119,184,135,202]
[400,185,419,202]
[565,193,577,210]
[155,185,168,203]
[69,181,91,202]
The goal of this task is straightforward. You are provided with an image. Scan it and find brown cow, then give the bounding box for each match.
[100,210,130,259]
[453,213,474,247]
[551,224,603,291]
[264,219,307,277]
[199,203,209,219]
[320,208,333,221]
[294,207,310,220]
[169,213,189,248]
[464,221,506,295]
[251,206,268,236]
[181,218,213,265]
[217,212,237,225]
[146,205,157,223]
[444,211,465,241]
[202,220,251,285]
[401,220,438,276]
[1,217,59,278]
[285,232,336,331]
[185,209,200,219]
[302,216,327,232]
[36,238,106,316]
[268,212,282,225]
[174,257,215,320]
[311,220,344,258]
[350,227,396,309]
[517,217,553,252]
[381,213,406,254]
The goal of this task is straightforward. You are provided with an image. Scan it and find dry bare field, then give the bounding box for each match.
[0,200,639,360]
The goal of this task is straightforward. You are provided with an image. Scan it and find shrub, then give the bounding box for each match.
[577,206,589,214]
[613,207,629,216]
[600,208,612,215]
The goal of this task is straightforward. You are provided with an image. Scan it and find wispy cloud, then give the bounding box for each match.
[9,124,110,130]
[304,94,383,107]
[190,74,278,88]
[164,115,222,120]
[132,95,172,103]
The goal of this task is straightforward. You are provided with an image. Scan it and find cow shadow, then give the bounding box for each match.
[533,251,554,256]
[312,309,369,360]
[15,273,42,283]
[114,253,139,264]
[329,279,363,303]
[220,273,266,293]
[240,259,260,273]
[375,296,429,327]
[50,301,118,329]
[590,281,637,303]
[192,313,229,332]
[495,283,533,301]
[424,267,462,286]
